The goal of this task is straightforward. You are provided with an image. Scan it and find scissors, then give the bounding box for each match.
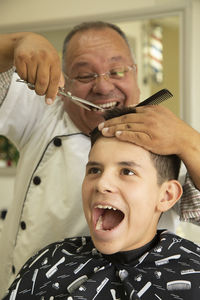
[16,79,102,111]
[16,79,173,111]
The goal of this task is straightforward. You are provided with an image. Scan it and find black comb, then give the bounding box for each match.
[135,89,173,107]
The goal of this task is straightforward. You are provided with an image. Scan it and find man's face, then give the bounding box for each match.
[63,28,140,134]
[82,137,163,254]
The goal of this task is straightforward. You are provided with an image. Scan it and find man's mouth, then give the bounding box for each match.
[92,101,119,111]
[93,204,125,231]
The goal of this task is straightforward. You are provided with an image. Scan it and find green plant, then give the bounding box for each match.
[0,136,19,166]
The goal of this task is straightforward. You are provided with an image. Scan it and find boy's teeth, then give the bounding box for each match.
[96,205,117,211]
[96,215,103,230]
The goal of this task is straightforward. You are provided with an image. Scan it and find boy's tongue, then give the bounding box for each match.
[96,209,124,231]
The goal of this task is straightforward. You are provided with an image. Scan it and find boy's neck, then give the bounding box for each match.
[103,233,159,264]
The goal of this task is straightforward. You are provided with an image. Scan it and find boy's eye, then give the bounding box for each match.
[121,168,135,176]
[87,167,101,175]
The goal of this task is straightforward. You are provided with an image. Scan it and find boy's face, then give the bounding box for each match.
[82,137,165,254]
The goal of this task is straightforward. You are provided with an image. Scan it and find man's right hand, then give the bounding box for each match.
[0,32,63,103]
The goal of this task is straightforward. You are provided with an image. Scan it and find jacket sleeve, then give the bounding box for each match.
[0,70,47,150]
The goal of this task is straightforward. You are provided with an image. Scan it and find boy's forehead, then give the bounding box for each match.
[89,137,153,166]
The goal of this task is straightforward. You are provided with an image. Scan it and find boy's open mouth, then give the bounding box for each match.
[93,205,125,231]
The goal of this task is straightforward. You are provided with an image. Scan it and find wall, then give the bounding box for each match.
[0,0,186,33]
[150,21,180,116]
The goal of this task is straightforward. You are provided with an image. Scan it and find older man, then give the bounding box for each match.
[0,21,199,298]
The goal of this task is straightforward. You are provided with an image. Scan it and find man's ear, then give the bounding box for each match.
[157,180,183,212]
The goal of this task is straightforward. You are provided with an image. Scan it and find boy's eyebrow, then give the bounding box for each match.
[86,161,102,167]
[86,161,142,168]
[118,161,142,169]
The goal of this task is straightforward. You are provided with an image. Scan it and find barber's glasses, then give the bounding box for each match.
[64,65,136,83]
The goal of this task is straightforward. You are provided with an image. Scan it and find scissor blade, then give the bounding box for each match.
[62,91,102,110]
[16,79,102,111]
[57,90,90,110]
[16,79,35,88]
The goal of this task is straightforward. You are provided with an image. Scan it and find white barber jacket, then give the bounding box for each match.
[0,73,91,297]
[0,72,179,297]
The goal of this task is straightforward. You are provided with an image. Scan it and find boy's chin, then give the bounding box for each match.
[92,237,124,255]
[94,243,119,255]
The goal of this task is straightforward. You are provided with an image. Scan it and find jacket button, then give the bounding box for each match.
[21,221,26,230]
[0,209,7,220]
[12,265,15,274]
[53,138,62,147]
[33,176,41,185]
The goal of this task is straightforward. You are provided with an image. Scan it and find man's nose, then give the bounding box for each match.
[92,75,115,95]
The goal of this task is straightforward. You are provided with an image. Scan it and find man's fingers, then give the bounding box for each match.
[99,106,161,129]
[59,72,65,87]
[27,63,39,86]
[33,64,50,96]
[14,57,27,81]
[99,114,132,128]
[115,131,152,150]
[98,109,146,130]
[45,65,61,104]
[101,122,147,137]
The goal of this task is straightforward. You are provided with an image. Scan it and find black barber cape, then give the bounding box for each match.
[3,230,200,300]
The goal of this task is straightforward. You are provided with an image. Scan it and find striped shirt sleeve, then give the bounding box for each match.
[0,67,15,106]
[180,173,200,225]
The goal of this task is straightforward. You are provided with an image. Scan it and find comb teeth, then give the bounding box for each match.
[136,89,173,107]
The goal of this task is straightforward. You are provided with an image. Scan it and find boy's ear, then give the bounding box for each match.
[157,180,183,212]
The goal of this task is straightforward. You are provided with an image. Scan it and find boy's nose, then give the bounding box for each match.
[96,174,118,194]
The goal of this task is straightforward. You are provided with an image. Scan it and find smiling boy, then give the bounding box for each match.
[3,108,200,299]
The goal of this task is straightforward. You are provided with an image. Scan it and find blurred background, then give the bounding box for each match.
[0,0,200,243]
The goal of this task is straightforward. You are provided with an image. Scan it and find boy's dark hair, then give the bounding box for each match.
[90,107,181,185]
[62,21,132,70]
